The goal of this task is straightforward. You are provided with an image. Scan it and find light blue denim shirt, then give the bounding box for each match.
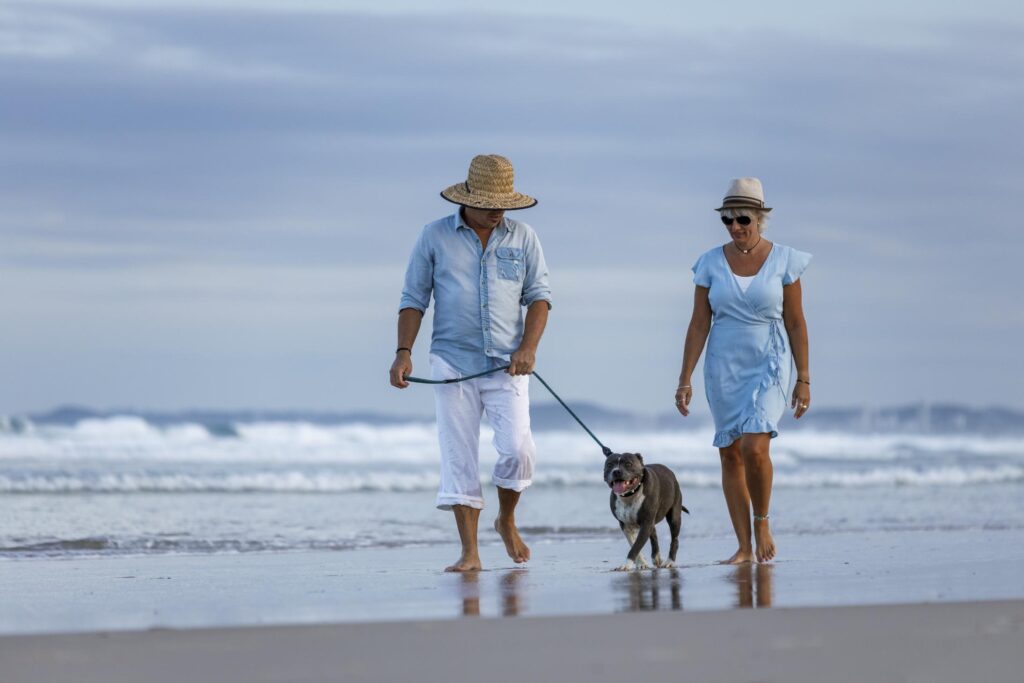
[399,209,552,375]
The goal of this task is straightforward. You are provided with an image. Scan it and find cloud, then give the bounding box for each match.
[1,3,1023,411]
[0,6,110,59]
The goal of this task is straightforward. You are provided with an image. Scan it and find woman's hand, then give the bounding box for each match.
[675,383,693,417]
[792,382,810,419]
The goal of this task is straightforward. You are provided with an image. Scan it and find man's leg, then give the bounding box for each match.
[431,355,485,571]
[483,371,534,564]
[495,487,529,563]
[449,505,482,572]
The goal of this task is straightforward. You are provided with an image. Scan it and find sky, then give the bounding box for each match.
[2,0,1023,417]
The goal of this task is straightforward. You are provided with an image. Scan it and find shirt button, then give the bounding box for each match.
[482,302,487,308]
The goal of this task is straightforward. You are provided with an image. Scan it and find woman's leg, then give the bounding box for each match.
[739,433,776,562]
[719,441,754,564]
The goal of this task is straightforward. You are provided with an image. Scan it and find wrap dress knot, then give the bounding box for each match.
[692,244,812,448]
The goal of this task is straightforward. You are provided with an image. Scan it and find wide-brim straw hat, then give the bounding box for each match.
[716,177,772,212]
[441,154,537,210]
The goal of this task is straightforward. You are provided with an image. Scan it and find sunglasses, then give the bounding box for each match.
[721,216,752,226]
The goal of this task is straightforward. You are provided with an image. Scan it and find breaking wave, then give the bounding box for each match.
[0,464,1021,494]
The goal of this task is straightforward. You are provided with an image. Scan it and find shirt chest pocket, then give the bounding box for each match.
[495,247,524,281]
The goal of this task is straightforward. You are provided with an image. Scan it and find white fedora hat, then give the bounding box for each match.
[716,177,772,212]
[441,154,537,210]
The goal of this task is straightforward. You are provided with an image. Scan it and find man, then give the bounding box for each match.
[390,154,552,572]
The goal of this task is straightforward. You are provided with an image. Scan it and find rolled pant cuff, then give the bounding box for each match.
[436,494,485,511]
[492,476,532,492]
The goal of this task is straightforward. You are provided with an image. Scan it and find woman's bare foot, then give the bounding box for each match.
[754,518,776,563]
[720,547,755,564]
[494,518,530,563]
[445,553,482,572]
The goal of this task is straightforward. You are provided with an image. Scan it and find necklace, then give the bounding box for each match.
[735,235,761,255]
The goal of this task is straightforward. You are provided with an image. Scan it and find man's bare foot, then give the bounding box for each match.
[494,518,530,563]
[719,547,755,564]
[754,518,776,563]
[445,554,482,572]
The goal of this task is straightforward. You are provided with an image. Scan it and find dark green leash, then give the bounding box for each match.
[404,365,613,456]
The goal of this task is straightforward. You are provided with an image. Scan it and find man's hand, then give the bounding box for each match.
[390,351,413,388]
[507,346,536,376]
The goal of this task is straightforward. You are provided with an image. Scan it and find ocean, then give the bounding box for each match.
[2,413,1023,560]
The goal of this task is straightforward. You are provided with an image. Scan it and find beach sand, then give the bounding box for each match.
[2,600,1022,682]
[2,527,1024,680]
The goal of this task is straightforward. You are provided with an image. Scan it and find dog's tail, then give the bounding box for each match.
[681,505,690,514]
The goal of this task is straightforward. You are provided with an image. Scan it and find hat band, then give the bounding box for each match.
[722,195,764,207]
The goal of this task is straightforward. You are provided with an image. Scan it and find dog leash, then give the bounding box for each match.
[404,365,613,456]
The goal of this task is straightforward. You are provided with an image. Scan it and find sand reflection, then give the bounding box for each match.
[455,569,526,617]
[615,569,684,613]
[728,563,774,608]
[458,572,481,616]
[499,569,526,617]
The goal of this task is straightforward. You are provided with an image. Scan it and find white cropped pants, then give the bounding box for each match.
[430,354,536,510]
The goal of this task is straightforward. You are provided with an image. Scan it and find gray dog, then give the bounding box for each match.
[604,452,688,571]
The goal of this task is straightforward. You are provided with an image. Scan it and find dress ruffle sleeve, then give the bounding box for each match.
[692,252,712,288]
[782,247,813,286]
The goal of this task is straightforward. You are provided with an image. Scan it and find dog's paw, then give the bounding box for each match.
[657,559,677,569]
[652,554,662,567]
[635,555,652,570]
[614,559,636,572]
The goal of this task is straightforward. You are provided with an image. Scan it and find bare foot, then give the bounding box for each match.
[494,518,530,563]
[754,518,776,563]
[444,554,482,572]
[719,548,755,565]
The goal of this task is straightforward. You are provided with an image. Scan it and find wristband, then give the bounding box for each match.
[796,378,810,385]
[396,347,412,354]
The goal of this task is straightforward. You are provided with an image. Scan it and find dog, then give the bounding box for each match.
[604,452,688,571]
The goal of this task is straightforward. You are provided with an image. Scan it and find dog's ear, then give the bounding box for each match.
[635,453,643,464]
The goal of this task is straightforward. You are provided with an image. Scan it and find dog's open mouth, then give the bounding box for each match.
[611,478,639,495]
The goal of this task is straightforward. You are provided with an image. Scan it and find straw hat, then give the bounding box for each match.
[441,155,537,210]
[716,177,772,212]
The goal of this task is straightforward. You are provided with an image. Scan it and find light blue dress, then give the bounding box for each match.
[692,243,812,448]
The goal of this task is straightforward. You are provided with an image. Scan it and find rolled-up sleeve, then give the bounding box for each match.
[399,227,433,312]
[520,229,552,308]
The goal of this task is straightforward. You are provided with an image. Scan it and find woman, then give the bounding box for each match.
[676,178,811,564]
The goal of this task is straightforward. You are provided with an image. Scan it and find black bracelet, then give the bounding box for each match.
[396,347,412,354]
[796,378,810,385]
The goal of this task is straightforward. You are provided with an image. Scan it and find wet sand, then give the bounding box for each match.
[3,527,1024,633]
